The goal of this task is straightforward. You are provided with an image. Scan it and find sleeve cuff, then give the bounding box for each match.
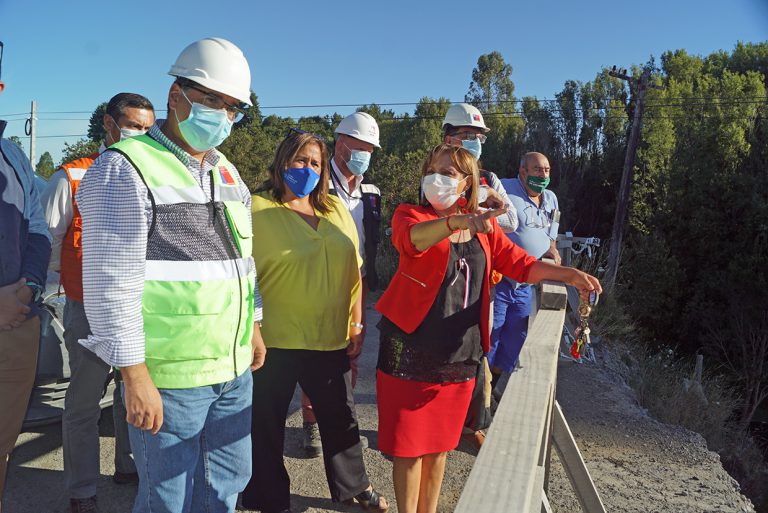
[78,335,145,368]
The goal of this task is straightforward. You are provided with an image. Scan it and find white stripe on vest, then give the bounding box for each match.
[145,257,253,282]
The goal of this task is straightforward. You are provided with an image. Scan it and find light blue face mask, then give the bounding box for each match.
[461,138,482,160]
[347,149,371,176]
[175,89,233,152]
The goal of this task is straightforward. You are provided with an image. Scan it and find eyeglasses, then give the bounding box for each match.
[286,127,325,142]
[182,83,246,122]
[450,131,487,144]
[0,41,4,80]
[462,133,487,144]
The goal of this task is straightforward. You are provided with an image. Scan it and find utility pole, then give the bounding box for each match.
[25,100,37,170]
[604,66,659,289]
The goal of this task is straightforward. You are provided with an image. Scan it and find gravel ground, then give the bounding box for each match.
[547,350,755,513]
[3,302,755,512]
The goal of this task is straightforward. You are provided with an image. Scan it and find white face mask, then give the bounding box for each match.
[422,173,467,211]
[119,127,147,140]
[108,115,147,143]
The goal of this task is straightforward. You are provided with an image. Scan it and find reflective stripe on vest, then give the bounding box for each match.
[108,135,254,389]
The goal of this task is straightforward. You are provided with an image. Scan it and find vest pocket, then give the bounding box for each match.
[143,280,236,361]
[224,201,253,257]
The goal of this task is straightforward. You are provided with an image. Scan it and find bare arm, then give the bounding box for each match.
[526,260,602,299]
[347,270,365,357]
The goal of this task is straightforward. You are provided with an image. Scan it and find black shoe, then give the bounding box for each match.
[70,497,99,513]
[113,471,139,485]
[302,422,322,458]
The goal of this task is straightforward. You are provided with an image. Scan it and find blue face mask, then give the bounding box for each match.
[176,89,233,152]
[347,150,371,176]
[461,138,482,160]
[283,167,321,198]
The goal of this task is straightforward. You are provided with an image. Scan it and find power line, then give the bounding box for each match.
[36,134,88,139]
[1,95,765,118]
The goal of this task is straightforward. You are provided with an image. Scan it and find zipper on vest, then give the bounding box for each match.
[400,272,426,288]
[210,185,243,378]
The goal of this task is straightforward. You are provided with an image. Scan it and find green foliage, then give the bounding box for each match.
[465,51,515,112]
[36,151,55,179]
[87,102,107,142]
[8,135,23,148]
[60,138,99,165]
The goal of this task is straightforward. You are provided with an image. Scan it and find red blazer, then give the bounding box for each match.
[376,204,537,354]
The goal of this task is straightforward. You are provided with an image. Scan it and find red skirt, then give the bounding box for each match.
[376,370,475,457]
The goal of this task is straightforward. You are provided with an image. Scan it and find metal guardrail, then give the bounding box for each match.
[455,279,606,513]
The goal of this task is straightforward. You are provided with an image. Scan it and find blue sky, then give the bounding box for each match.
[1,0,766,164]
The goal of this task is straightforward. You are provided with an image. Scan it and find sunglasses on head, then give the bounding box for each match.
[286,127,325,142]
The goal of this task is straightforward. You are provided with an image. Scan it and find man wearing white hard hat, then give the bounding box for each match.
[442,103,517,233]
[76,38,266,513]
[299,112,382,458]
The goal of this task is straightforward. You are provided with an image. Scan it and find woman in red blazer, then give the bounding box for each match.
[375,144,601,513]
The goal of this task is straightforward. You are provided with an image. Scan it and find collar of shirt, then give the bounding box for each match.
[147,120,220,168]
[331,157,363,198]
[98,142,106,154]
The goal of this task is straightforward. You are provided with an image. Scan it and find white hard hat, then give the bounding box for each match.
[442,103,490,132]
[334,112,381,148]
[168,37,253,106]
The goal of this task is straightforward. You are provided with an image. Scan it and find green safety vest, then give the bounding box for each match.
[109,135,254,389]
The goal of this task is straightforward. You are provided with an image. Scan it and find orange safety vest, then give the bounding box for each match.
[60,152,99,303]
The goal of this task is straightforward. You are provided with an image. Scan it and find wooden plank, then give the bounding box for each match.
[541,489,553,513]
[552,401,607,513]
[455,301,566,513]
[528,465,548,513]
[539,281,567,310]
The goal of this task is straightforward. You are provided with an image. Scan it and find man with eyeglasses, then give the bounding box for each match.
[489,152,560,394]
[41,92,154,513]
[442,103,517,234]
[0,40,52,510]
[76,38,265,513]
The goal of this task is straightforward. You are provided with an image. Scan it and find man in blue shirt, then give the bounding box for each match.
[0,41,52,506]
[489,152,560,390]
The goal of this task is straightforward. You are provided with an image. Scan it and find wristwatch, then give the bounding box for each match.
[25,281,44,304]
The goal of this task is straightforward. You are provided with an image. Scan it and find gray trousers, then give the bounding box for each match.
[62,299,135,499]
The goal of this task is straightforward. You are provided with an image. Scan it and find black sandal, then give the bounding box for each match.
[343,487,389,512]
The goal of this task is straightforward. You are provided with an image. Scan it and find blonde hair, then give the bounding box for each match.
[264,132,333,214]
[420,144,480,212]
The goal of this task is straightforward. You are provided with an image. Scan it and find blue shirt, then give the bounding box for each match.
[501,176,559,260]
[0,120,52,315]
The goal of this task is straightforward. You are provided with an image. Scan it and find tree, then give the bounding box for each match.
[234,92,263,130]
[36,152,55,179]
[8,135,23,148]
[60,138,100,166]
[466,52,515,112]
[87,102,108,142]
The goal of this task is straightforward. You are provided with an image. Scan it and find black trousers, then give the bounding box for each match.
[241,348,370,512]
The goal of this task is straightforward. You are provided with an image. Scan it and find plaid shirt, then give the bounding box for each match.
[76,121,262,368]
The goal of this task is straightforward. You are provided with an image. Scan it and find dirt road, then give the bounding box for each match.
[3,303,754,512]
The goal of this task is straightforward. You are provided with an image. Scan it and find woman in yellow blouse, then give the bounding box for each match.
[241,129,388,513]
